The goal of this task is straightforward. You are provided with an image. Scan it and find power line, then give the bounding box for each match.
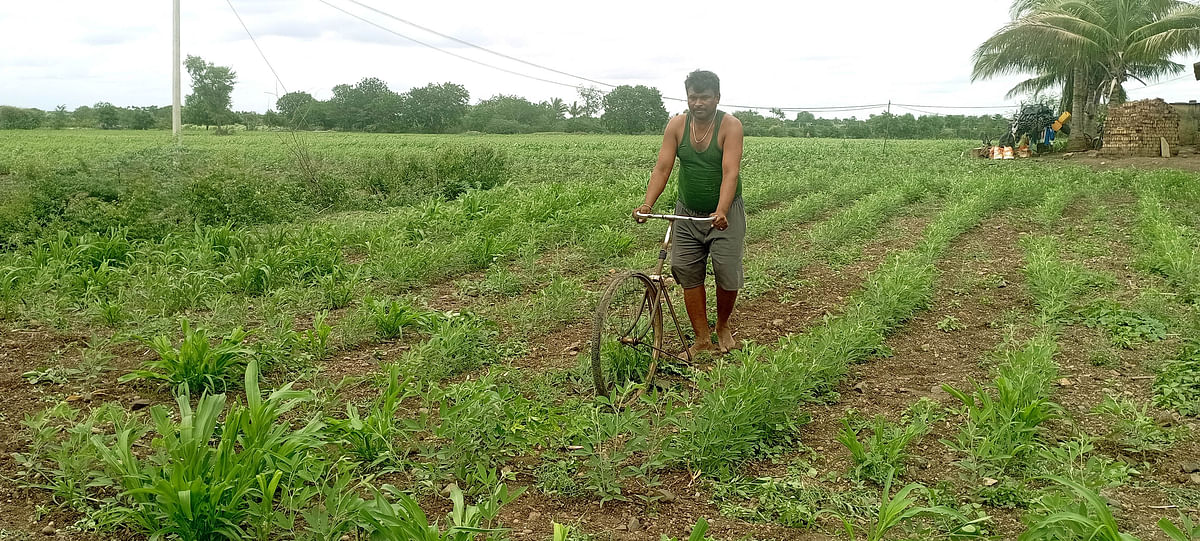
[318,1,1032,114]
[318,0,582,90]
[225,0,289,95]
[343,0,616,90]
[1128,73,1192,92]
[893,102,1017,109]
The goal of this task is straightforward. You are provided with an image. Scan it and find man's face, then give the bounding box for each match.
[687,88,719,119]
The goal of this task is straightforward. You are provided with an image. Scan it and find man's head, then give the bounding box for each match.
[685,70,720,120]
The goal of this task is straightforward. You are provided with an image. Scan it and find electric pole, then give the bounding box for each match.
[172,0,182,144]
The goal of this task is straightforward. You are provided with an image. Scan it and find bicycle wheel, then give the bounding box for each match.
[591,271,663,397]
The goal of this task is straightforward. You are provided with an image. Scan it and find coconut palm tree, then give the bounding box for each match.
[972,0,1200,149]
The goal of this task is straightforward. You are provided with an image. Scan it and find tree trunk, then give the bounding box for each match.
[1067,65,1091,151]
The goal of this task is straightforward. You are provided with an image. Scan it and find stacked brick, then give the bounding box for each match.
[1101,98,1180,157]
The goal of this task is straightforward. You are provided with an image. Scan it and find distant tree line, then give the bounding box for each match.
[1,55,1011,138]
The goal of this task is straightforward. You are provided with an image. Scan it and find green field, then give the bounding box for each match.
[0,131,1197,540]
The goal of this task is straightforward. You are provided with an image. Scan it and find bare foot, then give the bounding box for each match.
[686,341,719,361]
[716,326,741,353]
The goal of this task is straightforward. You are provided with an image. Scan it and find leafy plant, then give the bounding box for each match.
[94,360,324,540]
[368,297,429,340]
[1159,515,1200,541]
[937,315,965,332]
[301,310,334,361]
[1079,299,1167,349]
[822,472,982,541]
[326,363,418,468]
[942,336,1061,477]
[1018,476,1137,541]
[404,311,499,381]
[1093,395,1181,454]
[837,414,930,485]
[358,482,521,541]
[1154,340,1200,416]
[120,318,252,393]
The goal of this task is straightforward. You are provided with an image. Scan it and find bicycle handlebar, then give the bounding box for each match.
[634,212,716,223]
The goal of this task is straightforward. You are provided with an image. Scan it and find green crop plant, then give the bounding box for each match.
[1135,194,1200,301]
[319,265,360,309]
[404,311,500,381]
[837,413,930,485]
[1018,476,1137,541]
[120,318,252,393]
[821,471,983,541]
[358,482,522,541]
[942,335,1061,477]
[1033,437,1132,491]
[94,361,325,540]
[1159,515,1200,541]
[11,402,135,514]
[1020,235,1112,322]
[1154,339,1200,416]
[301,310,334,361]
[368,296,430,341]
[326,363,419,468]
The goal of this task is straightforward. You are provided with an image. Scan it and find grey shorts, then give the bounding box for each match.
[670,197,746,291]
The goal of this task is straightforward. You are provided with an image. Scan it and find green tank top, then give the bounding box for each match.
[678,110,741,214]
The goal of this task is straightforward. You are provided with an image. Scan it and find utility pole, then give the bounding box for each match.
[172,0,182,144]
[883,100,891,154]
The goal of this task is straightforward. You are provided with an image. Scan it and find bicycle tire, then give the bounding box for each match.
[591,271,662,397]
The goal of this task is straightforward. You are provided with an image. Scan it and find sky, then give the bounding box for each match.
[1,0,1198,119]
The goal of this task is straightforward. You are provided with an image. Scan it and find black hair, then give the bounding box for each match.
[685,70,720,96]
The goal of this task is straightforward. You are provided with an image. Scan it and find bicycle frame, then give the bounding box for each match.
[635,211,715,365]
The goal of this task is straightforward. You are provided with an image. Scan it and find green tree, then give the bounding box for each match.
[400,82,469,133]
[548,97,567,120]
[601,85,668,134]
[123,106,156,130]
[95,102,120,129]
[0,107,43,129]
[574,85,604,117]
[972,0,1200,149]
[328,77,402,132]
[463,94,556,133]
[275,91,318,128]
[182,55,237,129]
[51,105,68,129]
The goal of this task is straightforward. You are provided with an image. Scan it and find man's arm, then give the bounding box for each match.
[712,115,744,229]
[636,115,684,220]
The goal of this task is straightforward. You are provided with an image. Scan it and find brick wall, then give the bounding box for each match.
[1101,98,1180,157]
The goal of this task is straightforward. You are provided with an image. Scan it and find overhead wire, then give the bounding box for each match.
[316,1,947,113]
[225,0,289,94]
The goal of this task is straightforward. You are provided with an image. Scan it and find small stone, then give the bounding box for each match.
[853,382,866,393]
[340,535,352,541]
[771,318,784,327]
[982,477,999,486]
[130,398,152,411]
[1154,412,1176,427]
[522,529,532,535]
[1056,378,1074,387]
[65,394,83,402]
[441,483,456,496]
[1181,462,1200,474]
[896,387,910,394]
[41,525,54,536]
[1191,473,1200,485]
[657,488,677,502]
[628,517,642,532]
[528,511,541,522]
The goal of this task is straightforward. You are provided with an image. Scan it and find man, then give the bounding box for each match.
[633,70,745,355]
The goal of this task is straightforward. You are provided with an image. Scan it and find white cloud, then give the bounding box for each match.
[0,0,1196,116]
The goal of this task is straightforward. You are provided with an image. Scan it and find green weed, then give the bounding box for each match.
[1154,340,1200,416]
[120,318,251,393]
[1018,476,1136,541]
[837,414,930,485]
[1093,395,1182,454]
